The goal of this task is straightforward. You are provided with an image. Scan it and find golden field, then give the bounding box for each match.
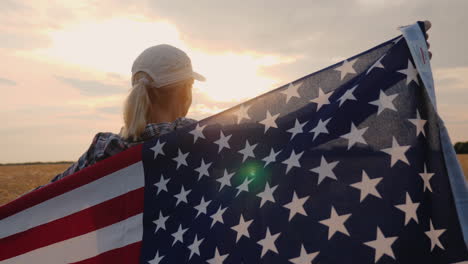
[1,156,467,206]
[0,163,71,205]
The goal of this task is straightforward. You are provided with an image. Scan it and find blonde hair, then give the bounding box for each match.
[121,72,153,141]
[121,72,194,141]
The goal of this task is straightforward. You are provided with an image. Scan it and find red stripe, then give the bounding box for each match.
[70,241,142,264]
[0,144,143,219]
[0,187,144,261]
[420,47,426,64]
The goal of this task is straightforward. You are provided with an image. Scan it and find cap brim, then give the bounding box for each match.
[192,71,206,82]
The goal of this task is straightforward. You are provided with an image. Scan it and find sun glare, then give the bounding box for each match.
[27,17,293,105]
[191,51,291,102]
[28,17,183,75]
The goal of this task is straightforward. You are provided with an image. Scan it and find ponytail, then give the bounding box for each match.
[121,74,152,141]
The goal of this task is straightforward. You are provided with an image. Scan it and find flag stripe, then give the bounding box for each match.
[0,187,144,261]
[70,242,142,264]
[0,144,143,219]
[0,213,143,264]
[0,161,145,239]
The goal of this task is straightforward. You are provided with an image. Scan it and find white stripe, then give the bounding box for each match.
[1,213,143,264]
[0,162,144,239]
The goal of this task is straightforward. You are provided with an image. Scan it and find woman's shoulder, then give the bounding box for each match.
[90,132,131,160]
[173,117,198,128]
[141,117,198,141]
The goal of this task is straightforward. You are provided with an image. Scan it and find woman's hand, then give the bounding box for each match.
[422,20,432,59]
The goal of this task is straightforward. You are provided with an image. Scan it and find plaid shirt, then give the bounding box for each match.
[42,117,197,188]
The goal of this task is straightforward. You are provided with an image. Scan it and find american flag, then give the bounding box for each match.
[1,23,467,263]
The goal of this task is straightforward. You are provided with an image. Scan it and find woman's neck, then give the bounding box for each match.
[148,105,183,124]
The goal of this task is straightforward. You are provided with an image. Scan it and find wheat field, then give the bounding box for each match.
[0,163,71,205]
[1,156,467,206]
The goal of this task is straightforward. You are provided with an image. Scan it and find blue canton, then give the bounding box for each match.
[139,36,468,264]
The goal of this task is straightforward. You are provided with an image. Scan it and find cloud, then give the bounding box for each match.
[0,31,51,50]
[433,66,468,105]
[434,67,468,91]
[0,77,16,86]
[107,72,125,80]
[0,0,30,13]
[55,75,127,96]
[146,0,468,69]
[58,113,107,120]
[96,106,121,115]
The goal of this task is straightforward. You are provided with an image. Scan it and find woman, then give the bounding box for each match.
[49,44,205,184]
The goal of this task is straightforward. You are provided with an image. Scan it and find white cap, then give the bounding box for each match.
[131,44,205,88]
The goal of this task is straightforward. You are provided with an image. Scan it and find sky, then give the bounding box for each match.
[0,0,467,163]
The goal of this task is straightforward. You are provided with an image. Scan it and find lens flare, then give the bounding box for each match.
[237,160,271,190]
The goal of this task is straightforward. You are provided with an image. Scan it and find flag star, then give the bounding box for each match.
[283,191,309,221]
[398,59,419,86]
[231,214,253,242]
[148,250,164,264]
[310,118,331,141]
[381,137,411,167]
[310,87,332,111]
[287,119,308,140]
[195,158,212,180]
[171,224,188,246]
[281,82,303,103]
[193,196,211,218]
[257,228,281,258]
[319,206,351,240]
[408,110,427,137]
[282,150,304,174]
[210,205,227,228]
[207,247,229,264]
[153,211,169,233]
[364,227,398,263]
[419,163,435,192]
[214,131,232,153]
[310,155,339,185]
[262,147,281,167]
[233,104,251,124]
[189,123,207,143]
[172,148,189,169]
[154,174,170,195]
[350,170,382,202]
[289,244,319,264]
[366,55,385,75]
[257,182,278,207]
[150,140,165,159]
[369,90,399,115]
[187,234,204,259]
[259,110,280,133]
[216,169,235,191]
[425,220,446,251]
[341,122,368,150]
[238,140,257,162]
[337,85,358,107]
[395,192,420,225]
[235,177,254,197]
[174,185,191,206]
[335,59,357,80]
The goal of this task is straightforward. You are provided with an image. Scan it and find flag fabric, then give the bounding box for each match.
[1,23,467,263]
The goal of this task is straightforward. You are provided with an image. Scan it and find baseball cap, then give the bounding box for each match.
[131,44,205,88]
